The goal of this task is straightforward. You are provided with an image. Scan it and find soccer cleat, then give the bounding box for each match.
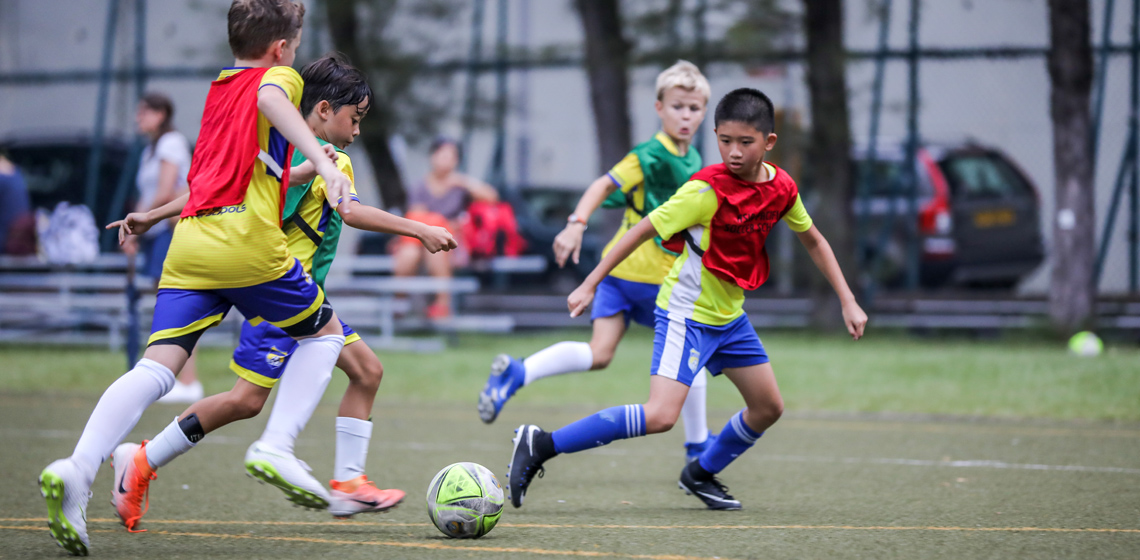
[477,354,525,424]
[244,441,330,510]
[506,424,547,508]
[678,463,741,510]
[684,431,719,464]
[156,380,205,404]
[327,476,406,518]
[110,441,156,532]
[40,458,92,556]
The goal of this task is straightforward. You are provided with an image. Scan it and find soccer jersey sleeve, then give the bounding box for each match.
[260,66,304,108]
[781,194,813,233]
[648,180,717,239]
[311,152,360,206]
[606,152,644,193]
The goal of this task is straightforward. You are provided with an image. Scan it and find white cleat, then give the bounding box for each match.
[40,458,92,556]
[244,441,330,510]
[156,380,205,404]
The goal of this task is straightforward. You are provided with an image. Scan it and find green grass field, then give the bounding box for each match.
[2,330,1139,559]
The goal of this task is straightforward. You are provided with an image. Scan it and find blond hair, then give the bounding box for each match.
[655,60,711,103]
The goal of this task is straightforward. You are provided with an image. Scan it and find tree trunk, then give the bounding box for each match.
[325,0,407,209]
[802,0,854,329]
[575,0,632,173]
[1047,0,1095,334]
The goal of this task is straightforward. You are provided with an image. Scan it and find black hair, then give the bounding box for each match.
[714,87,776,134]
[429,135,462,161]
[299,53,373,118]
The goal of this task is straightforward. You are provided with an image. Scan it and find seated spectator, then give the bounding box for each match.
[0,150,33,255]
[393,137,499,319]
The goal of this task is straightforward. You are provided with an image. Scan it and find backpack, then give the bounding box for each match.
[36,202,99,265]
[462,201,527,259]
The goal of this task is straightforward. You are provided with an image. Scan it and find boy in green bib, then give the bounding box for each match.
[478,61,717,461]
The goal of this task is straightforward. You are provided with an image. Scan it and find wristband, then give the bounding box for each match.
[568,213,588,230]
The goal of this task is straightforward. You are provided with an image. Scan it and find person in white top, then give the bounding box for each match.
[126,92,203,403]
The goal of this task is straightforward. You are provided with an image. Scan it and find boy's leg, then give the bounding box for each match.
[507,376,689,508]
[478,276,641,424]
[325,336,406,517]
[41,288,226,552]
[112,378,271,530]
[681,364,781,511]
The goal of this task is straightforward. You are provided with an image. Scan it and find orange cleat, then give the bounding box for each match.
[110,441,156,532]
[327,476,405,518]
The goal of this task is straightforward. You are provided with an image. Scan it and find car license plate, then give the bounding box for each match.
[973,209,1016,228]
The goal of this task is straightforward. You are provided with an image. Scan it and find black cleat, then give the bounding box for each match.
[507,424,548,508]
[678,463,742,510]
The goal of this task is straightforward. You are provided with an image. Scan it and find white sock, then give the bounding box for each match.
[522,341,594,386]
[680,368,709,444]
[70,358,175,481]
[145,418,197,469]
[259,334,344,455]
[333,416,372,482]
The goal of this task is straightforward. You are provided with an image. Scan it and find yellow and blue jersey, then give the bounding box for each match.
[649,163,813,326]
[161,66,304,290]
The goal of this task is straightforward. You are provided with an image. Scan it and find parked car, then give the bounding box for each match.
[852,141,1044,288]
[0,133,135,252]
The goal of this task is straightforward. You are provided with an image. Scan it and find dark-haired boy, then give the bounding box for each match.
[507,88,868,510]
[106,55,456,527]
[38,2,363,555]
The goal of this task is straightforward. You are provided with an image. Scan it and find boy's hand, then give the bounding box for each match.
[418,224,458,254]
[317,161,352,215]
[553,223,586,267]
[842,301,868,340]
[106,212,156,246]
[567,282,597,318]
[321,143,339,162]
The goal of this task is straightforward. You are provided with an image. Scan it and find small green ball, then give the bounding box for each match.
[1068,331,1103,357]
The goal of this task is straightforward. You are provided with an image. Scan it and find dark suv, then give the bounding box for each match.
[1,134,134,251]
[853,142,1044,288]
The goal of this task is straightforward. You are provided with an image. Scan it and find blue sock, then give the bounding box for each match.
[698,410,762,474]
[551,405,646,454]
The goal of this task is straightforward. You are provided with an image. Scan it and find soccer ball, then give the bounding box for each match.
[1068,331,1104,357]
[426,462,504,538]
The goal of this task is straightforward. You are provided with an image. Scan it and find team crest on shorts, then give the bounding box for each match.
[688,348,700,371]
[265,347,286,369]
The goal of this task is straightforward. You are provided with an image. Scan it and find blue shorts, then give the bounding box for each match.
[591,275,660,328]
[230,319,359,388]
[650,307,768,386]
[148,259,332,353]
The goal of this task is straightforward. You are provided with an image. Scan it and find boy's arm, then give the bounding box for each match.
[289,145,339,187]
[794,225,868,340]
[105,192,190,245]
[341,200,457,253]
[552,174,619,267]
[257,87,350,214]
[567,216,657,317]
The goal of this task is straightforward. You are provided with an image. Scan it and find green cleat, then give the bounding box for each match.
[244,441,329,510]
[40,459,91,556]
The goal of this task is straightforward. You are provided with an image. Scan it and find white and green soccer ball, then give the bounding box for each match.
[1068,331,1104,357]
[426,462,504,538]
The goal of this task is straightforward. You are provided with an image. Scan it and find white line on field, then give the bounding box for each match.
[8,428,1138,475]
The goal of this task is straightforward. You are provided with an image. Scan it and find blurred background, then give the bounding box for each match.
[0,0,1130,351]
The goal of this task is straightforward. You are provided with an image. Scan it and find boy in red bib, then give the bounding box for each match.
[38,2,355,554]
[507,88,868,511]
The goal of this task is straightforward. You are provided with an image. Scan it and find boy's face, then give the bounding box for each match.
[715,120,778,177]
[320,98,369,149]
[655,87,707,144]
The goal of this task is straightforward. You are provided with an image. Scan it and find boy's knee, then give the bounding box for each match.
[644,409,677,434]
[227,391,266,419]
[351,360,384,391]
[589,345,614,370]
[748,396,783,426]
